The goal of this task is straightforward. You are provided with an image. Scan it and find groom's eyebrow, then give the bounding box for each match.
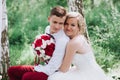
[53,21,57,23]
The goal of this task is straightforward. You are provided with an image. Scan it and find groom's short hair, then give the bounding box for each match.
[50,6,66,18]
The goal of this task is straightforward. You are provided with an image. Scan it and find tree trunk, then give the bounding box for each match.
[91,0,94,9]
[0,0,2,79]
[68,0,84,17]
[0,0,10,79]
[67,0,90,42]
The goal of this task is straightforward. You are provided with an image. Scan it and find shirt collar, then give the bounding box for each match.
[45,25,63,37]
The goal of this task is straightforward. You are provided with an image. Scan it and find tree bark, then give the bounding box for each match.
[0,0,2,78]
[68,0,90,42]
[0,0,10,79]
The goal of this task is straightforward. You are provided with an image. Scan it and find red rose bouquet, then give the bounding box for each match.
[32,33,55,65]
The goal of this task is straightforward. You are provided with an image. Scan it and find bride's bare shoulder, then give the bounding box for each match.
[68,37,82,48]
[69,35,84,44]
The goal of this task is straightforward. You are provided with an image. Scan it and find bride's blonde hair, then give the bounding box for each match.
[65,12,86,35]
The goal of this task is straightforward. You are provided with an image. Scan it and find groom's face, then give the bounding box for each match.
[48,15,66,34]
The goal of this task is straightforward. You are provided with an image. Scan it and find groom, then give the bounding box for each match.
[8,6,69,80]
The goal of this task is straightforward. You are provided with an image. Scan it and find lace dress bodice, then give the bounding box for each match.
[72,52,98,70]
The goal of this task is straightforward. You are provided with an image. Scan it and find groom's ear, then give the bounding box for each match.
[48,16,50,22]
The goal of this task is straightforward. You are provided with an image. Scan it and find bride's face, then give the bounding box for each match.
[64,17,80,39]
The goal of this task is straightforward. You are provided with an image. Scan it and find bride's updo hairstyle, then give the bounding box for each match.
[65,12,86,35]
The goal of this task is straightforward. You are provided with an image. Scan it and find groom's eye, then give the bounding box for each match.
[71,24,75,27]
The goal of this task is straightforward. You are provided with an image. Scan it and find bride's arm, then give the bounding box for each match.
[59,41,78,72]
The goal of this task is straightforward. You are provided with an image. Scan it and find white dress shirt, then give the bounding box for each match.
[34,26,69,75]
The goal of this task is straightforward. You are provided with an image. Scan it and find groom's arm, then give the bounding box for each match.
[34,37,69,75]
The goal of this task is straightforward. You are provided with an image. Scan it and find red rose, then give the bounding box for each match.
[41,34,51,40]
[34,39,42,48]
[44,43,55,57]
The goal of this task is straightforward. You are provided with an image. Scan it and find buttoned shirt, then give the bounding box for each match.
[34,26,69,75]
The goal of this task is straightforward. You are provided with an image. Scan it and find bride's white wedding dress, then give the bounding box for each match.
[48,52,110,80]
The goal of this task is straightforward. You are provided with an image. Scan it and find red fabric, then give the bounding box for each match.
[22,72,48,80]
[7,65,48,80]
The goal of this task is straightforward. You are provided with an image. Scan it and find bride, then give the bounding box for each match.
[48,12,110,80]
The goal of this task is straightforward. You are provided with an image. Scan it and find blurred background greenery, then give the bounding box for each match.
[6,0,120,74]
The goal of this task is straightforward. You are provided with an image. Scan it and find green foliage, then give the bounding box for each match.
[7,0,48,45]
[9,44,35,66]
[93,45,116,72]
[9,27,25,45]
[85,0,120,71]
[46,0,67,7]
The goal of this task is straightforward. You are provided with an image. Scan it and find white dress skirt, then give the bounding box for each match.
[48,52,111,80]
